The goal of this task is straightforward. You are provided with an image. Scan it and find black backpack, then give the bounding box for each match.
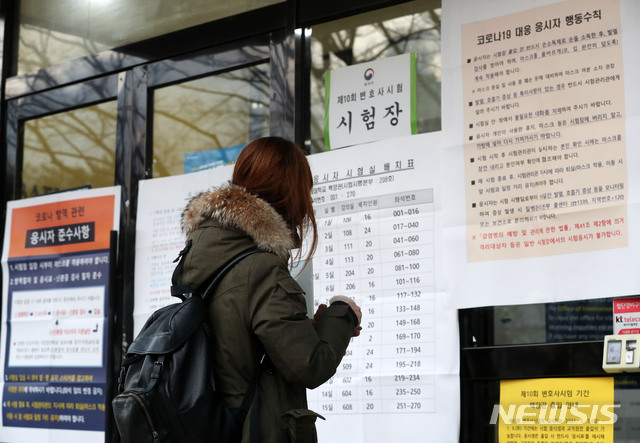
[112,242,262,443]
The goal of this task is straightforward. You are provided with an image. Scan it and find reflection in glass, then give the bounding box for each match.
[152,63,270,178]
[310,0,442,153]
[22,101,117,198]
[614,375,640,441]
[18,0,280,74]
[492,298,614,346]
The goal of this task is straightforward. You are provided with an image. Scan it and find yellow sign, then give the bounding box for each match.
[496,377,615,443]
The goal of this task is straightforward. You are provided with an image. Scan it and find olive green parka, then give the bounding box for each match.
[178,182,356,443]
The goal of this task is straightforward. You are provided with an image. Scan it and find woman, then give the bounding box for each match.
[178,136,362,443]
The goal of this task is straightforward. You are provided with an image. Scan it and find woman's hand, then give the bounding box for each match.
[312,297,362,337]
[310,303,328,328]
[344,299,362,337]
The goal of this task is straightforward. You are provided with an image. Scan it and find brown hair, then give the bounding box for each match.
[232,137,318,264]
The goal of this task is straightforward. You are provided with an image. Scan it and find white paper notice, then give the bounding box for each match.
[442,0,640,308]
[306,133,459,443]
[463,0,626,262]
[134,167,232,335]
[325,53,416,150]
[9,287,104,367]
[135,134,459,442]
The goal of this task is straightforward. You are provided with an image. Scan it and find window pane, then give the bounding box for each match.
[18,0,281,74]
[460,297,615,347]
[22,101,117,198]
[152,63,270,178]
[309,0,442,153]
[495,298,614,345]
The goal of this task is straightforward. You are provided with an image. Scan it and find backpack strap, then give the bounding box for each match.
[202,250,264,443]
[234,352,269,443]
[248,361,261,443]
[170,239,194,300]
[170,241,262,302]
[172,244,265,441]
[203,248,266,443]
[247,354,272,443]
[200,248,262,304]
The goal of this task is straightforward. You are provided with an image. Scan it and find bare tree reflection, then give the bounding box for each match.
[22,102,117,198]
[309,4,442,153]
[152,64,270,178]
[20,49,270,194]
[18,24,109,75]
[18,2,441,193]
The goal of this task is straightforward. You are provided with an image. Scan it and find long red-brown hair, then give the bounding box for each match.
[232,137,318,264]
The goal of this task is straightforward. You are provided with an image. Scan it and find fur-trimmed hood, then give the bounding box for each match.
[181,182,295,261]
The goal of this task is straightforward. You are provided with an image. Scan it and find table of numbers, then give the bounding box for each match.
[308,162,436,415]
